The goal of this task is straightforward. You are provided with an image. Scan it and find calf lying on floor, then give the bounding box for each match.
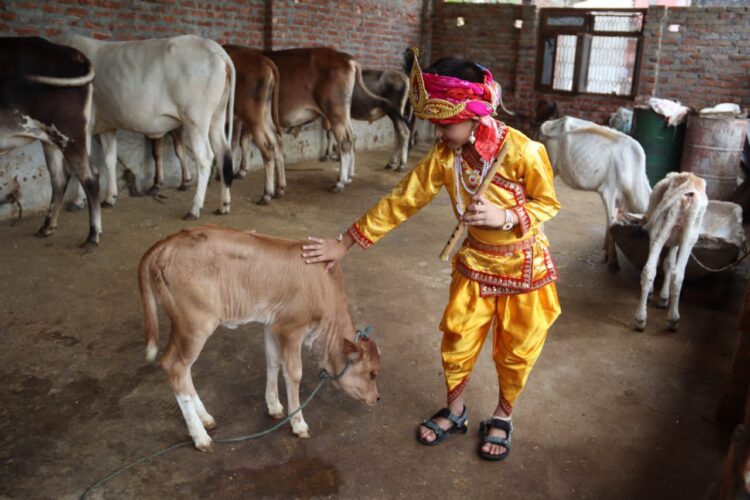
[138,225,381,451]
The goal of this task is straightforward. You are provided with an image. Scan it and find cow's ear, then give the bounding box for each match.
[343,338,360,358]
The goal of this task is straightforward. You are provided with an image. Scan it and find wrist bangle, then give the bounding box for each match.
[501,210,514,231]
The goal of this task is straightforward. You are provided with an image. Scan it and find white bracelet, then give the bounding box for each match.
[501,210,514,231]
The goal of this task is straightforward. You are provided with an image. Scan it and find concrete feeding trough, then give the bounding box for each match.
[610,200,746,280]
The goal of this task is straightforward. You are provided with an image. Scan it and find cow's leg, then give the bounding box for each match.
[277,327,310,437]
[72,150,103,247]
[396,121,410,172]
[253,125,277,205]
[271,130,286,199]
[68,179,87,212]
[658,246,678,309]
[161,325,214,451]
[209,118,232,216]
[98,131,118,207]
[600,187,619,271]
[264,326,285,419]
[238,127,252,180]
[149,136,164,196]
[171,129,192,191]
[635,221,672,331]
[386,119,407,171]
[37,143,70,238]
[183,125,214,220]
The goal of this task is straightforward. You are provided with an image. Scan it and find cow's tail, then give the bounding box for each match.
[630,146,652,213]
[352,60,409,129]
[221,48,236,187]
[138,245,161,363]
[269,59,282,136]
[26,66,95,87]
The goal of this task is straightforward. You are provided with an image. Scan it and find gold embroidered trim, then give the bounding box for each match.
[348,224,373,249]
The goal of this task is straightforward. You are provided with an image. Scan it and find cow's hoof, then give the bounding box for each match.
[214,208,229,216]
[79,239,98,250]
[330,184,344,193]
[383,164,394,171]
[656,297,669,309]
[147,185,161,196]
[194,437,213,452]
[395,166,407,173]
[101,200,116,208]
[345,177,353,185]
[66,202,85,212]
[183,212,199,221]
[236,170,248,180]
[178,182,191,192]
[634,319,646,332]
[36,226,55,238]
[667,320,679,332]
[257,195,271,206]
[272,190,284,200]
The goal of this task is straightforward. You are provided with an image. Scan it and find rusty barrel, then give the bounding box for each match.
[681,114,749,200]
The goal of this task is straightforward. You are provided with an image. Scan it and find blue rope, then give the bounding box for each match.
[79,325,374,500]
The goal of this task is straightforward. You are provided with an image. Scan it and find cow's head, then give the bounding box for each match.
[330,336,381,406]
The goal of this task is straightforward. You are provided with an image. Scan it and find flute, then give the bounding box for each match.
[439,142,511,262]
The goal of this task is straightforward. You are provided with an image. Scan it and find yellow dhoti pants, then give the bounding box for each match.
[439,274,561,414]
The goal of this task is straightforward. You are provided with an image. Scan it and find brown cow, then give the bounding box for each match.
[265,47,406,193]
[139,225,381,451]
[223,45,285,205]
[0,37,101,247]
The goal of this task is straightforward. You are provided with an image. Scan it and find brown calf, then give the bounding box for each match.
[139,225,381,451]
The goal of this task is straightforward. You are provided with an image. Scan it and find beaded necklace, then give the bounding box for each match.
[453,149,493,216]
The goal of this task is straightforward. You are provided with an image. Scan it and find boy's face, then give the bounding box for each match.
[434,120,475,150]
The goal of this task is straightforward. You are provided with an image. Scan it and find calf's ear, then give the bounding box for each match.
[343,338,360,357]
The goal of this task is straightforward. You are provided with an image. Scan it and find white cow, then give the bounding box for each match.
[634,172,708,332]
[61,34,235,219]
[540,116,652,270]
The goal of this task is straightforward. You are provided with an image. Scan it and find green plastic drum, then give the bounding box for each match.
[630,107,687,187]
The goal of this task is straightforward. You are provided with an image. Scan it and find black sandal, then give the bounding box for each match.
[416,406,469,446]
[478,417,512,461]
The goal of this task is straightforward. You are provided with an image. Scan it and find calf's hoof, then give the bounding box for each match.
[202,416,217,430]
[293,428,311,439]
[272,190,284,200]
[194,436,213,452]
[146,185,161,196]
[329,184,344,193]
[178,182,191,191]
[395,166,407,173]
[214,207,230,216]
[235,170,248,180]
[101,200,116,208]
[667,320,679,332]
[656,297,669,309]
[634,319,646,332]
[268,409,285,420]
[183,212,199,221]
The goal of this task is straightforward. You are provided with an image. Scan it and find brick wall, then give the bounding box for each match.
[432,3,750,125]
[0,0,423,69]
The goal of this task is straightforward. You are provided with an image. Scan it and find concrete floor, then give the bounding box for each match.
[0,146,745,499]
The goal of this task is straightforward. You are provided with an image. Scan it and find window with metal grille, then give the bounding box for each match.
[536,9,646,98]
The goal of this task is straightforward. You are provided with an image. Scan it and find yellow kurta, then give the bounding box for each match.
[348,124,562,411]
[348,125,560,296]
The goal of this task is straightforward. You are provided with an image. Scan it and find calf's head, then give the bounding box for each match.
[331,337,381,406]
